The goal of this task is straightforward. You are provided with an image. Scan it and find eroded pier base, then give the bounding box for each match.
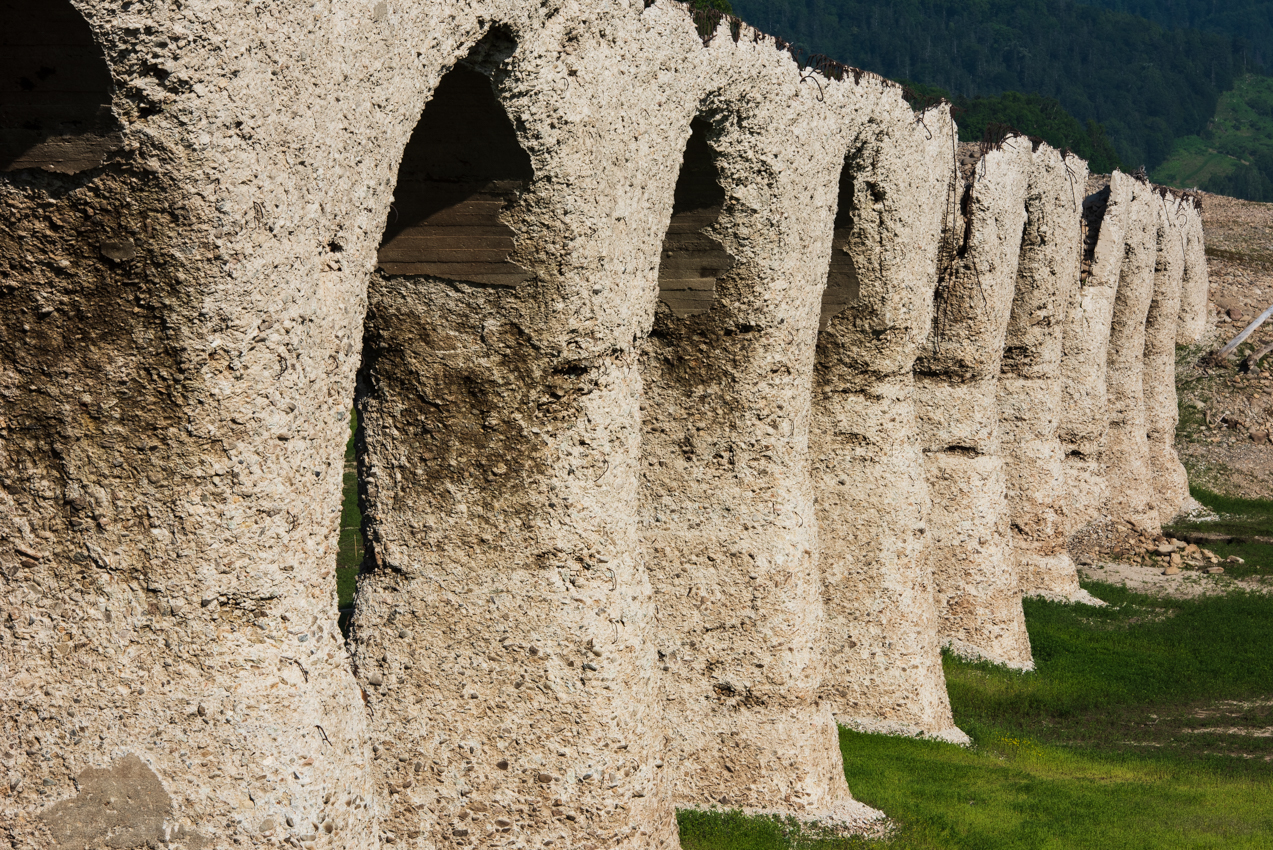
[917,138,1033,669]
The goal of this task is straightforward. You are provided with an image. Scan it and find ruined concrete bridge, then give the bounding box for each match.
[0,1,1208,848]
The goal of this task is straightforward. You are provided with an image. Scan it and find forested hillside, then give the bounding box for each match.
[1154,74,1273,200]
[1085,0,1271,68]
[728,0,1249,170]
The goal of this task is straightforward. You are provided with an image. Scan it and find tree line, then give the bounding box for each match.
[728,0,1252,172]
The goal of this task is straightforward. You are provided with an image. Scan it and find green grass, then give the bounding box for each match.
[336,410,362,610]
[1153,134,1246,188]
[680,582,1273,849]
[949,585,1273,759]
[1165,486,1273,579]
[1153,74,1273,192]
[836,728,1273,849]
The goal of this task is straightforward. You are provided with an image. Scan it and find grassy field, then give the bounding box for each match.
[1165,487,1273,580]
[1153,134,1246,189]
[1153,74,1273,190]
[680,542,1273,848]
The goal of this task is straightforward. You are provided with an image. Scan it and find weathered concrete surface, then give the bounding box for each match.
[0,0,1207,846]
[638,46,880,828]
[812,92,968,743]
[1060,172,1134,538]
[349,9,710,848]
[915,137,1033,669]
[1000,147,1096,603]
[37,754,194,850]
[1103,177,1161,535]
[1176,198,1211,346]
[1144,194,1191,523]
[1,0,390,846]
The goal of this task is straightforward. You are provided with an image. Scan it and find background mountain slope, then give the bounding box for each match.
[1084,0,1271,69]
[1154,74,1273,201]
[729,0,1252,172]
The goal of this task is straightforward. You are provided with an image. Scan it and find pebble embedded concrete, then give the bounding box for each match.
[1060,173,1133,540]
[813,95,970,744]
[1145,194,1193,524]
[916,138,1033,670]
[1104,178,1161,536]
[1001,146,1090,603]
[0,1,1206,847]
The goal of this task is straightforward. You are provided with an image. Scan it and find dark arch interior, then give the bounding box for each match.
[656,117,734,317]
[376,61,534,286]
[821,160,861,326]
[1,0,120,173]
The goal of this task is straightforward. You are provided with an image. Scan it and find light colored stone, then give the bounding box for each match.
[1104,177,1161,535]
[2,0,390,845]
[813,91,969,743]
[349,10,711,847]
[1061,172,1134,536]
[637,30,876,826]
[1000,144,1091,604]
[1145,193,1193,522]
[916,137,1033,670]
[1176,198,1211,345]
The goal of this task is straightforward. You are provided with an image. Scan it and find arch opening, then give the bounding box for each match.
[656,116,733,317]
[1,0,120,173]
[821,159,861,326]
[376,51,533,285]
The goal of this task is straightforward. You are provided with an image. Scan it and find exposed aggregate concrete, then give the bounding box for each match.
[1144,193,1192,524]
[1103,177,1161,536]
[915,138,1033,670]
[0,1,1208,848]
[1060,173,1133,541]
[1000,147,1090,604]
[811,96,968,744]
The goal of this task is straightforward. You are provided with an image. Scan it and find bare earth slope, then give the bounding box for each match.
[1175,193,1273,500]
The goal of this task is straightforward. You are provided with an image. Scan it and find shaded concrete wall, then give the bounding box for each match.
[638,45,878,828]
[915,137,1033,670]
[1060,172,1134,536]
[0,0,428,844]
[0,2,1205,848]
[349,10,708,849]
[1144,194,1191,523]
[1103,178,1161,535]
[1000,147,1091,602]
[812,94,968,743]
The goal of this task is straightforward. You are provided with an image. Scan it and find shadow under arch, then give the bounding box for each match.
[1,0,121,173]
[656,115,734,317]
[821,157,862,327]
[376,33,534,286]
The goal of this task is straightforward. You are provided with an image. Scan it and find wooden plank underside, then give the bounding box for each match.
[377,247,516,263]
[377,265,529,286]
[1,131,119,173]
[660,290,716,316]
[377,181,529,285]
[820,232,859,325]
[383,226,513,241]
[658,277,719,291]
[656,206,733,317]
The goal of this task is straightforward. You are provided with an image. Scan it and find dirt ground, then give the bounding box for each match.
[1174,192,1273,501]
[1078,559,1273,599]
